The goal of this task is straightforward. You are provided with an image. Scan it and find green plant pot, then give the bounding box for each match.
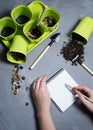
[7,35,27,64]
[71,16,93,45]
[0,17,17,40]
[28,0,45,21]
[23,20,45,43]
[41,7,60,31]
[11,4,32,29]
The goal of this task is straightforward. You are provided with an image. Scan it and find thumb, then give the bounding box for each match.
[75,90,93,112]
[75,90,90,105]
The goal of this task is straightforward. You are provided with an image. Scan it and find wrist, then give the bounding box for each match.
[37,109,51,118]
[37,109,56,130]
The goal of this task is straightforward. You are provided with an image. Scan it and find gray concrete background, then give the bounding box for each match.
[0,0,93,130]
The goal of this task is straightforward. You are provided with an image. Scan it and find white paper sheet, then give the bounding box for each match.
[47,69,78,112]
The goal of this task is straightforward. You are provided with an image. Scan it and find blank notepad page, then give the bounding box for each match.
[47,69,78,112]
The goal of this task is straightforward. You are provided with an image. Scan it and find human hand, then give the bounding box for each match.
[73,86,93,113]
[31,75,51,115]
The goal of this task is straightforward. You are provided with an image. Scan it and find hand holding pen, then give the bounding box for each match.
[73,86,93,113]
[65,83,93,113]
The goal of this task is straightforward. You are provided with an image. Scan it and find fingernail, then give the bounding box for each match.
[74,94,79,97]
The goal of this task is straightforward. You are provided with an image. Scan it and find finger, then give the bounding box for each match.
[32,82,36,91]
[40,75,47,89]
[31,82,36,97]
[31,77,40,92]
[73,86,87,91]
[75,90,92,106]
[75,90,85,103]
[35,76,45,91]
[73,86,92,96]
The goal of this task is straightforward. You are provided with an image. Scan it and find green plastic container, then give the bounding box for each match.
[23,20,45,43]
[0,1,60,64]
[11,4,32,29]
[27,0,45,21]
[71,16,93,45]
[0,17,17,40]
[41,7,60,31]
[7,35,27,64]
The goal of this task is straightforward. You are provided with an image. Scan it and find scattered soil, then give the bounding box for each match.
[60,39,84,65]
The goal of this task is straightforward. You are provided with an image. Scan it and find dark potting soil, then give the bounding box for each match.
[12,52,25,61]
[72,33,86,44]
[27,26,42,39]
[16,15,29,24]
[1,27,15,37]
[60,39,84,65]
[43,16,56,27]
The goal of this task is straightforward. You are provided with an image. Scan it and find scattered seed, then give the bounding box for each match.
[26,86,30,91]
[18,85,21,89]
[11,65,24,95]
[22,76,25,80]
[20,66,23,69]
[11,85,15,90]
[25,102,29,106]
[14,89,19,95]
[11,65,30,107]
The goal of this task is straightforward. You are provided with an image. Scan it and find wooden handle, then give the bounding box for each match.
[81,63,93,76]
[29,46,50,70]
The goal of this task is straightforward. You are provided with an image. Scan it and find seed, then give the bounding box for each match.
[11,65,25,95]
[20,66,23,69]
[18,85,21,89]
[14,65,18,68]
[26,86,30,91]
[22,76,25,80]
[11,85,15,90]
[14,89,19,95]
[25,102,29,106]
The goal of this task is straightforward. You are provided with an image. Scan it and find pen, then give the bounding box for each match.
[65,83,93,104]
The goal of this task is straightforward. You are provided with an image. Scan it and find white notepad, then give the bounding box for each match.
[47,69,78,112]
